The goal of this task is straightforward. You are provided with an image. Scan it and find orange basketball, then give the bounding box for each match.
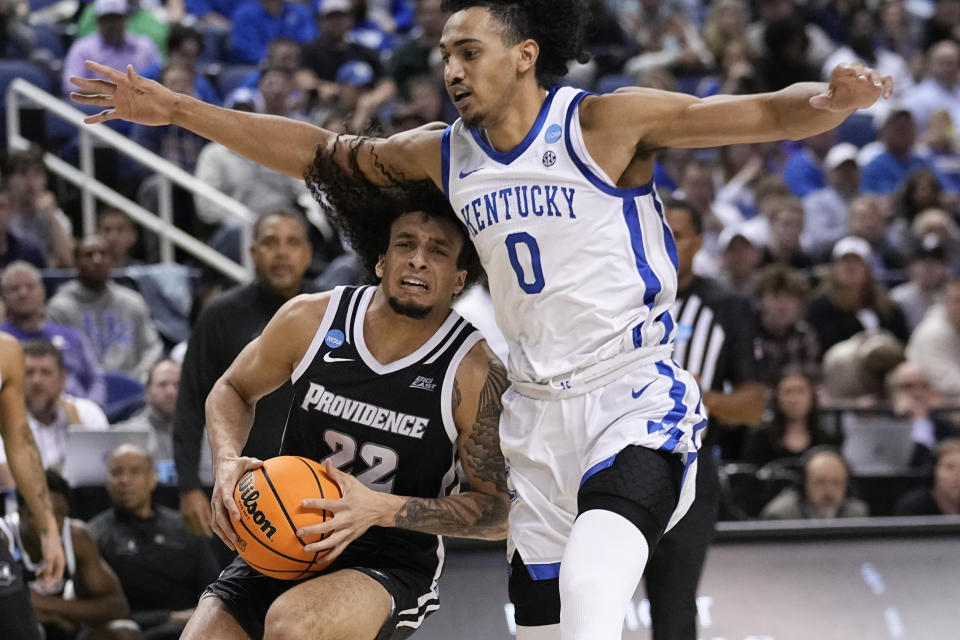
[231,456,342,580]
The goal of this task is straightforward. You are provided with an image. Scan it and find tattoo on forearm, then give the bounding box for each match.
[394,493,507,538]
[461,359,509,495]
[394,358,510,538]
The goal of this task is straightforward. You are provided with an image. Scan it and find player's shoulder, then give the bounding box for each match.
[455,338,506,396]
[0,331,20,354]
[275,290,338,324]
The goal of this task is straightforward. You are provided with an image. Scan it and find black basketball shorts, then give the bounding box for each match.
[203,556,437,639]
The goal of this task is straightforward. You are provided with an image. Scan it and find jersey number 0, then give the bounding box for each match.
[505,232,545,294]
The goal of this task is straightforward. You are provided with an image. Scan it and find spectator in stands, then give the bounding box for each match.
[924,0,960,49]
[695,38,761,98]
[861,108,937,195]
[911,208,960,266]
[905,40,960,132]
[717,223,765,298]
[821,8,914,122]
[75,0,169,55]
[888,169,945,253]
[805,235,909,352]
[174,211,315,541]
[918,109,960,194]
[572,0,636,87]
[91,444,219,640]
[388,0,447,90]
[752,264,820,383]
[131,64,210,174]
[887,361,960,469]
[894,438,960,516]
[743,368,835,467]
[141,24,221,105]
[47,235,163,381]
[97,207,141,267]
[622,0,711,78]
[0,262,106,405]
[194,92,305,227]
[846,194,906,284]
[0,340,108,476]
[300,0,396,131]
[907,275,960,406]
[701,0,749,62]
[4,147,74,268]
[760,448,870,519]
[229,0,315,64]
[781,129,835,198]
[746,0,834,69]
[760,196,814,272]
[186,0,238,30]
[118,359,179,463]
[757,15,820,91]
[891,234,949,332]
[0,0,34,59]
[63,0,161,96]
[0,178,47,269]
[878,0,921,60]
[802,142,861,256]
[1,470,137,640]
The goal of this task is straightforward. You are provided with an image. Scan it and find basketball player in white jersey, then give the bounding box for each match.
[70,1,894,636]
[0,332,66,640]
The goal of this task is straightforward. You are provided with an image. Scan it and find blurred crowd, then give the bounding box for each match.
[1,0,960,634]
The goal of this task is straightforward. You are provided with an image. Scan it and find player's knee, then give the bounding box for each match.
[264,602,338,640]
[558,565,606,605]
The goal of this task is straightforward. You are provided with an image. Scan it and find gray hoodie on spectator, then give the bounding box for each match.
[47,280,163,380]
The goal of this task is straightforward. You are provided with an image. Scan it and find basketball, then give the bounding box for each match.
[231,456,342,580]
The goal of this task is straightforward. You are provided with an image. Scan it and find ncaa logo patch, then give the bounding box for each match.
[542,150,557,167]
[544,124,562,143]
[324,329,345,349]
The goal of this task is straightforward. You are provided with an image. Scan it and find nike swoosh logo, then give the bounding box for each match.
[631,381,654,399]
[459,167,484,178]
[323,352,354,363]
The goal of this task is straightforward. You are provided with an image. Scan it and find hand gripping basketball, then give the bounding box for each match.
[230,456,343,579]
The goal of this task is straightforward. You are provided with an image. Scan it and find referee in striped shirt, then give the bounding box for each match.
[644,199,766,639]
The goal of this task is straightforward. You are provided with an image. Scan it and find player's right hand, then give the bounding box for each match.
[211,455,263,550]
[35,524,66,590]
[69,61,177,126]
[180,488,213,537]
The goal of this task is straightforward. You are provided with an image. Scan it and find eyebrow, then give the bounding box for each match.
[439,37,483,50]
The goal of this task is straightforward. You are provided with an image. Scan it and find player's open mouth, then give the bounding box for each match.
[452,90,471,106]
[400,278,430,291]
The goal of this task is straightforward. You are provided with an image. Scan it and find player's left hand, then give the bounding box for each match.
[298,460,393,560]
[35,522,66,590]
[810,62,894,112]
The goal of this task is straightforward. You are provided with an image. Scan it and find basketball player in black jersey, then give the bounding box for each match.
[180,178,509,640]
[0,333,66,640]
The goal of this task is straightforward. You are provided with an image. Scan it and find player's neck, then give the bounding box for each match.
[482,86,549,153]
[365,294,451,364]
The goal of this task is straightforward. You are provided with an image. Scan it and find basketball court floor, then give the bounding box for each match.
[416,535,959,640]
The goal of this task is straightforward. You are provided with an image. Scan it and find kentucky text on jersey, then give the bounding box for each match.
[300,382,429,439]
[457,185,577,237]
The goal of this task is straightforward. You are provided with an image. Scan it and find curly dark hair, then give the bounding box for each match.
[441,0,591,88]
[305,136,483,290]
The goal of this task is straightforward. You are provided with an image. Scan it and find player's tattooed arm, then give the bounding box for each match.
[393,345,510,540]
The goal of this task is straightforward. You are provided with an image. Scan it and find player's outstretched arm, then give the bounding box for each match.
[205,292,332,548]
[69,62,442,185]
[0,335,66,589]
[586,62,893,152]
[299,341,510,558]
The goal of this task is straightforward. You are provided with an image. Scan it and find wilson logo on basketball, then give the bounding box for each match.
[238,472,278,539]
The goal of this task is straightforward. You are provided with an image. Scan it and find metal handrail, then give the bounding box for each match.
[5,78,255,281]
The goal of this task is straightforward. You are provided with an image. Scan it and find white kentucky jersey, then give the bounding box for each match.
[442,86,678,386]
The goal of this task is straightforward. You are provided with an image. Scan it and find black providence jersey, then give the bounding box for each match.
[280,285,482,579]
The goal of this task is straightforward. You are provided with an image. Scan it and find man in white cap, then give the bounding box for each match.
[802,142,861,255]
[62,0,160,95]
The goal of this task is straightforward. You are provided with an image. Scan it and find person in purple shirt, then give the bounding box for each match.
[230,0,316,64]
[0,262,107,406]
[0,180,47,270]
[62,0,161,95]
